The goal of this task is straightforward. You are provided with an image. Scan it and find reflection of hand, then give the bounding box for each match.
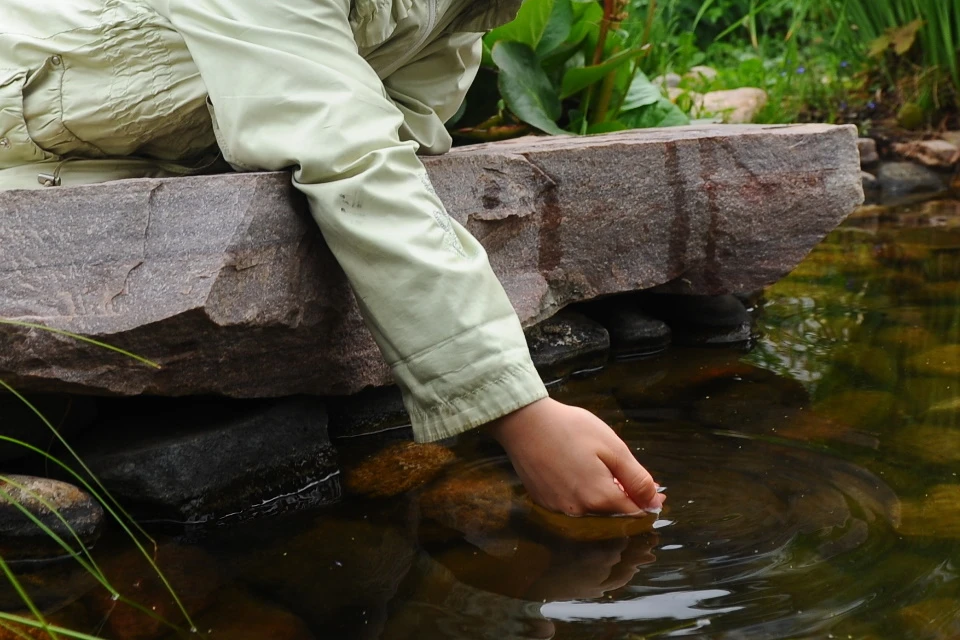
[524,535,658,601]
[487,398,666,516]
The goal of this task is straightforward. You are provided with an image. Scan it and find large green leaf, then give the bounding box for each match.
[485,0,573,55]
[492,41,567,135]
[620,71,662,112]
[619,97,690,130]
[559,48,644,98]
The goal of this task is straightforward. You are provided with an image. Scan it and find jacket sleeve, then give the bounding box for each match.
[383,32,482,155]
[158,0,547,442]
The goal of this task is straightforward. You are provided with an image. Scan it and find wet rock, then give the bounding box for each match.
[235,513,417,636]
[812,390,898,429]
[875,325,938,352]
[0,395,96,463]
[834,345,898,387]
[700,88,768,123]
[585,299,671,356]
[637,293,752,346]
[0,602,91,640]
[79,398,340,524]
[908,345,960,378]
[0,475,103,562]
[857,138,879,166]
[192,588,315,640]
[876,162,947,198]
[419,465,514,538]
[0,559,97,614]
[521,501,657,541]
[897,484,960,538]
[526,311,609,375]
[0,125,864,398]
[345,442,456,498]
[897,598,960,640]
[327,386,411,440]
[892,425,960,464]
[87,542,221,640]
[893,140,960,168]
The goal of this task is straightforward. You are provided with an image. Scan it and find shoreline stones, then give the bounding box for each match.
[0,125,864,398]
[0,475,103,563]
[526,312,610,377]
[76,397,340,524]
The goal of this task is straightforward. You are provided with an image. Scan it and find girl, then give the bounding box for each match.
[0,0,664,516]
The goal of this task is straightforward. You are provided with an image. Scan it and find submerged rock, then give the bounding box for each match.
[191,587,315,640]
[345,442,456,498]
[908,345,960,378]
[897,598,960,640]
[85,542,221,640]
[521,501,657,542]
[897,484,960,539]
[0,559,97,614]
[0,475,103,563]
[419,465,514,538]
[892,425,960,464]
[234,514,417,636]
[0,602,91,640]
[78,398,340,524]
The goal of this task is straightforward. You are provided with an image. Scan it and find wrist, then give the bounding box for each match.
[484,397,551,446]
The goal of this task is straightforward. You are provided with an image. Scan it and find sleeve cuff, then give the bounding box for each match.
[393,315,548,443]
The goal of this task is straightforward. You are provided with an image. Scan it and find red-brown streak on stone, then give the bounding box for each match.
[664,140,690,277]
[525,155,563,275]
[699,139,724,292]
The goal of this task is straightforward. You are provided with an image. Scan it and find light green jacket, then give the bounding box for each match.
[0,0,548,442]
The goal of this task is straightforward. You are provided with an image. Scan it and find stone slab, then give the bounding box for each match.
[0,125,863,397]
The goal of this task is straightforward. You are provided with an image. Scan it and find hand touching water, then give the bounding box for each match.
[487,398,665,516]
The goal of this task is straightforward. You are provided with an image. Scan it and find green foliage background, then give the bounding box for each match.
[451,0,960,140]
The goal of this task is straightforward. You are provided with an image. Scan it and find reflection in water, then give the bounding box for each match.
[18,199,960,639]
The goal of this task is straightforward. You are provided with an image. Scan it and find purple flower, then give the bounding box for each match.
[797,66,806,74]
[840,60,849,68]
[867,101,877,109]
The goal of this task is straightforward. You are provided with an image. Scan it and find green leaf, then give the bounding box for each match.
[620,71,662,111]
[486,0,564,52]
[491,41,567,135]
[560,48,644,99]
[536,0,574,56]
[619,97,690,129]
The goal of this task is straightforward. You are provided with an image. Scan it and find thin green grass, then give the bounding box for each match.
[0,319,194,638]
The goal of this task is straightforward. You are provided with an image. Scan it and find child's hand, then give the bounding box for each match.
[486,398,665,516]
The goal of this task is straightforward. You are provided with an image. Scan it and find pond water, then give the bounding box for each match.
[14,197,960,639]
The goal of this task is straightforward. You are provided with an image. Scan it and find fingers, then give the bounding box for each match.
[599,440,663,512]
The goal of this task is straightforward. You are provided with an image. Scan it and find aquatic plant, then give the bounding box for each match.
[0,320,195,639]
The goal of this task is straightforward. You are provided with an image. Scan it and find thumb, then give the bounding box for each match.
[600,443,662,512]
